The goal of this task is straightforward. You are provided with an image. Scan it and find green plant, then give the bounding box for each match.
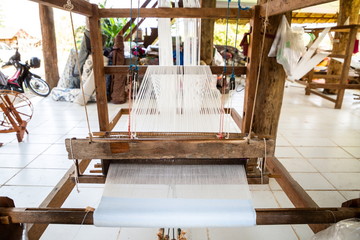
[101,18,128,47]
[214,22,250,47]
[98,0,135,48]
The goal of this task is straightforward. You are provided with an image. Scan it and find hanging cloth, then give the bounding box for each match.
[240,32,250,57]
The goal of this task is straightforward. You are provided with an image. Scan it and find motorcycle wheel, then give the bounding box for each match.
[27,76,50,97]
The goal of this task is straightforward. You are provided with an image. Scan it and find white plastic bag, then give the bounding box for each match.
[311,218,360,240]
[269,15,306,77]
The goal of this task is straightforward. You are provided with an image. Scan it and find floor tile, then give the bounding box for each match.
[0,185,53,207]
[308,158,360,173]
[0,168,21,185]
[0,154,37,168]
[116,228,166,240]
[209,226,298,240]
[276,136,291,147]
[62,187,104,208]
[0,143,50,155]
[42,144,68,155]
[6,169,68,186]
[273,191,294,208]
[278,158,317,172]
[292,225,314,240]
[41,225,120,240]
[296,147,353,158]
[26,155,72,169]
[331,137,360,146]
[249,184,270,191]
[275,147,302,158]
[286,137,336,147]
[0,133,17,144]
[342,147,360,158]
[251,191,279,208]
[268,178,282,191]
[322,173,360,190]
[306,191,346,207]
[291,173,334,190]
[339,191,360,200]
[21,134,64,144]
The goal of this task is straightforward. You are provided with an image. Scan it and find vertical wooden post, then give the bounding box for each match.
[326,0,360,94]
[39,4,59,89]
[88,4,109,131]
[335,26,358,109]
[200,0,216,65]
[249,7,289,139]
[242,5,262,133]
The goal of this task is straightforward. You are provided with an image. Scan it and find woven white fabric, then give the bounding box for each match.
[94,164,255,228]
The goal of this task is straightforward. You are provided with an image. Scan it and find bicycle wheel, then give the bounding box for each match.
[0,90,33,132]
[27,75,50,97]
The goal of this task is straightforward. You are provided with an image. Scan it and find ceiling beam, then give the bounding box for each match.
[260,0,337,17]
[28,0,93,16]
[99,7,252,19]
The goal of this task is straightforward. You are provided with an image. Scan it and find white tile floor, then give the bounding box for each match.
[0,84,359,239]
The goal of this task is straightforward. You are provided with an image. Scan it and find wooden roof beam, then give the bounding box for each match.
[98,7,252,19]
[260,0,336,17]
[28,0,93,16]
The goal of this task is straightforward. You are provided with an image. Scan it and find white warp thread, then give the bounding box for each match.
[130,66,240,133]
[94,164,255,228]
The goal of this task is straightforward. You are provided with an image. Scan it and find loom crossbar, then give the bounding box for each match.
[1,207,359,225]
[65,138,274,160]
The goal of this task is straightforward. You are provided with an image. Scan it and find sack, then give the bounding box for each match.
[268,15,306,77]
[0,70,7,86]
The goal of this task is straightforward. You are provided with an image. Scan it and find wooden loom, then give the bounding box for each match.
[1,0,360,239]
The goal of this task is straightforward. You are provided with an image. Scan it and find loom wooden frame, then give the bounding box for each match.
[296,25,360,109]
[3,0,359,239]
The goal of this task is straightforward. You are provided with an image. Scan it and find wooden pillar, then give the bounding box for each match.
[200,0,216,65]
[250,7,289,139]
[88,4,109,132]
[242,5,262,133]
[326,0,360,94]
[334,26,358,109]
[39,4,59,89]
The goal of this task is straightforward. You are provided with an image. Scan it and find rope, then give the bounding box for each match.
[64,0,93,142]
[246,0,270,142]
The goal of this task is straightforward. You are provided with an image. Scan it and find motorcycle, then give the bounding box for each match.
[0,49,50,97]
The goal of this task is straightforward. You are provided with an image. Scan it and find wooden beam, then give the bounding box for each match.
[0,197,22,240]
[335,26,358,109]
[243,5,262,133]
[200,0,216,65]
[75,173,268,185]
[124,18,146,41]
[267,157,329,233]
[99,8,252,19]
[104,66,247,75]
[2,207,359,225]
[250,6,290,139]
[309,89,337,103]
[28,0,92,16]
[308,83,360,90]
[27,159,91,240]
[88,4,109,131]
[118,0,153,36]
[108,108,127,131]
[39,4,59,89]
[65,138,275,160]
[260,0,336,17]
